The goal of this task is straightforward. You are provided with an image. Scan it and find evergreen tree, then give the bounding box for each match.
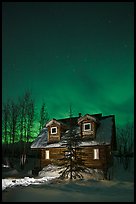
[39,102,49,132]
[59,107,88,180]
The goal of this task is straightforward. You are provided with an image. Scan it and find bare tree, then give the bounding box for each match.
[2,101,10,144]
[18,91,35,141]
[116,123,134,169]
[9,101,19,145]
[2,100,19,167]
[8,100,19,166]
[26,98,35,143]
[2,101,11,165]
[18,90,35,169]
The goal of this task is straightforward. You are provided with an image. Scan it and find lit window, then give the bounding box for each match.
[65,151,71,158]
[45,150,49,159]
[51,127,57,134]
[94,149,99,159]
[83,123,91,131]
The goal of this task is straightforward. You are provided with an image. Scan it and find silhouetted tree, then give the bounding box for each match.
[116,123,134,169]
[18,90,35,169]
[2,101,11,163]
[39,102,49,132]
[2,101,10,144]
[2,91,48,169]
[26,97,35,143]
[59,107,87,180]
[9,100,19,160]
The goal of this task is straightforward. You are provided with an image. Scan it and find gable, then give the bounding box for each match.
[78,114,99,124]
[46,119,61,127]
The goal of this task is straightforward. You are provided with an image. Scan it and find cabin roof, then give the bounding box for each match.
[78,114,99,124]
[46,113,102,128]
[31,114,115,149]
[46,119,63,127]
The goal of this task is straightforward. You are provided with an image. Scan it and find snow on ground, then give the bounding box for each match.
[2,176,58,191]
[2,178,134,202]
[2,164,103,191]
[2,164,61,191]
[2,157,134,202]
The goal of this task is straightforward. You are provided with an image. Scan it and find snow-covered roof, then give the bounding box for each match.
[31,115,114,149]
[78,114,98,124]
[31,128,48,148]
[46,119,62,127]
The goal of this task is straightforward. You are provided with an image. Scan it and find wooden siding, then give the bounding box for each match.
[40,147,67,168]
[47,123,61,143]
[79,145,112,169]
[79,119,97,139]
[47,123,67,143]
[40,145,112,170]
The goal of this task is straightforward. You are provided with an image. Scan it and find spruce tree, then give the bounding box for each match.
[59,107,88,180]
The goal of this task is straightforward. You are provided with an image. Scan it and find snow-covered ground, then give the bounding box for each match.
[2,157,134,202]
[2,164,61,191]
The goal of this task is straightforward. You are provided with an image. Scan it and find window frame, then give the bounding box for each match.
[83,122,91,131]
[51,127,57,134]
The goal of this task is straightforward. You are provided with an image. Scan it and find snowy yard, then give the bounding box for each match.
[2,157,134,202]
[2,179,134,202]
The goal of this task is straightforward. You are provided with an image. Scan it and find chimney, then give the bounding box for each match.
[78,113,82,117]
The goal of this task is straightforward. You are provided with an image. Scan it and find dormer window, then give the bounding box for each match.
[83,123,91,131]
[51,127,57,134]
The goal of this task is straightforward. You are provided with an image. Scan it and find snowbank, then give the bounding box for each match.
[2,176,57,191]
[2,164,61,191]
[38,164,61,178]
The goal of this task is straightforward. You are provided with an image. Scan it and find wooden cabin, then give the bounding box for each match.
[31,113,117,173]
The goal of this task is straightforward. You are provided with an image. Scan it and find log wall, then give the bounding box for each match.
[40,145,112,169]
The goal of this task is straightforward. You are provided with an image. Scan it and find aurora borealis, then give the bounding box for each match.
[2,2,134,127]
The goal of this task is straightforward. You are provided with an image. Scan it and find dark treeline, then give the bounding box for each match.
[115,123,134,170]
[2,91,49,144]
[2,91,49,168]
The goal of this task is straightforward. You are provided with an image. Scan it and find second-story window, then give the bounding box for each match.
[83,123,91,131]
[51,127,57,134]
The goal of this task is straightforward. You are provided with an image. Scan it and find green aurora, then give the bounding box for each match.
[2,2,134,127]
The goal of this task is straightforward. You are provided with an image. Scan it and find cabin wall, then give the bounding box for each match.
[40,147,67,168]
[79,145,112,169]
[40,145,112,170]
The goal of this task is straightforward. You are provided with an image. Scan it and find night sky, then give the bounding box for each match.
[2,2,134,127]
